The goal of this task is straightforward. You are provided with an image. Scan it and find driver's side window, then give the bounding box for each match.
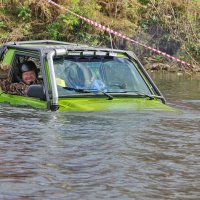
[11,54,41,83]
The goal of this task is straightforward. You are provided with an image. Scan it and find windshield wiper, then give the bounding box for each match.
[131,91,165,101]
[111,90,164,100]
[63,86,113,100]
[63,86,90,93]
[62,87,164,101]
[101,91,113,100]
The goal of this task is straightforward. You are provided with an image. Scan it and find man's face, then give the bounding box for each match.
[22,70,36,85]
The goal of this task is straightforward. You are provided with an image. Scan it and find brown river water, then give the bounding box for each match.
[0,72,200,200]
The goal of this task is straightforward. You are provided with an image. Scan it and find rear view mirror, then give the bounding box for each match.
[27,84,46,100]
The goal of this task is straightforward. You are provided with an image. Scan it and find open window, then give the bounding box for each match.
[11,53,42,83]
[9,52,46,100]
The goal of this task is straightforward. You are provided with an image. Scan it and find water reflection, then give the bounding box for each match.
[150,71,200,110]
[0,72,200,199]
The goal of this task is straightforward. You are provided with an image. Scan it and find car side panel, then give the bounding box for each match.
[0,90,47,109]
[1,49,15,65]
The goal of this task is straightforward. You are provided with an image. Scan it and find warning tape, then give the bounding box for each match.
[47,0,198,69]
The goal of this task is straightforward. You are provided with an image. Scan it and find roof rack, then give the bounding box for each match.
[6,40,78,46]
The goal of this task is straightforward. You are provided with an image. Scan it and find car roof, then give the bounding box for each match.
[3,40,136,57]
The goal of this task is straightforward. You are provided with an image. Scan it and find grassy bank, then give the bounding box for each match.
[0,0,199,71]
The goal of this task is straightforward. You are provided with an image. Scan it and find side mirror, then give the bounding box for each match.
[27,84,46,100]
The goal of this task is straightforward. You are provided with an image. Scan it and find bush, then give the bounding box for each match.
[0,0,199,67]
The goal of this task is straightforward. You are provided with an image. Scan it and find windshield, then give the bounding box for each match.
[53,56,152,96]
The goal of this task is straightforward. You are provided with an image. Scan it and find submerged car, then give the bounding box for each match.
[0,40,174,112]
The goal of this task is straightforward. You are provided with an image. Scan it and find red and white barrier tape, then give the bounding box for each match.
[47,0,198,69]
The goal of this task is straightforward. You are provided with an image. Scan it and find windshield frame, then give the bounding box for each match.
[53,55,155,95]
[47,49,166,107]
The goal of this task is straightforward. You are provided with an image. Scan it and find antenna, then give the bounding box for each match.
[108,26,113,52]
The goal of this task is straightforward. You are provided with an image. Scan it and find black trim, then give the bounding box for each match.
[50,104,59,111]
[131,56,166,104]
[0,46,7,61]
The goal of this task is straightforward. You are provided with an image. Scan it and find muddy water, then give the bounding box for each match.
[0,72,199,200]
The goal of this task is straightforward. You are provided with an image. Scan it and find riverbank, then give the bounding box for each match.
[142,56,200,75]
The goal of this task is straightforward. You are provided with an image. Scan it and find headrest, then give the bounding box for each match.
[65,64,92,88]
[0,64,11,79]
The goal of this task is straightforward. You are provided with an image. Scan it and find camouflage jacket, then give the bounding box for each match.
[0,77,41,96]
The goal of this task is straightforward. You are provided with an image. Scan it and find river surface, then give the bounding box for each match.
[0,72,200,200]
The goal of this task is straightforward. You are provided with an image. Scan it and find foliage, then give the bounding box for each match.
[136,0,200,66]
[17,5,31,21]
[0,0,199,67]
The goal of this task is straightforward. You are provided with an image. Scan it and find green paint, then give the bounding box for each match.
[2,49,15,64]
[0,92,47,109]
[116,53,127,57]
[58,97,176,112]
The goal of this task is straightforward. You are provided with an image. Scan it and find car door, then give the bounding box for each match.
[0,48,48,110]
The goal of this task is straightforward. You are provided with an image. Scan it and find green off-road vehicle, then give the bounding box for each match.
[0,40,174,112]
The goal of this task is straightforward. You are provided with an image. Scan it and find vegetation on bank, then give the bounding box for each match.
[0,0,199,71]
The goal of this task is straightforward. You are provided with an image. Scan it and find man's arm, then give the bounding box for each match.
[0,78,28,96]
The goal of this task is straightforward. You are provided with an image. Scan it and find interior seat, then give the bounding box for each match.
[65,63,92,88]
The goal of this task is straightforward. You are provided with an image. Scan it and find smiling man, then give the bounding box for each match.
[0,61,42,96]
[20,61,38,85]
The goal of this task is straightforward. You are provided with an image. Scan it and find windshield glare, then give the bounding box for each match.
[53,56,152,96]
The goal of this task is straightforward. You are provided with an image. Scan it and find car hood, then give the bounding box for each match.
[57,97,176,112]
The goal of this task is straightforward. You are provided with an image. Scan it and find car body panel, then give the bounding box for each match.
[0,40,174,112]
[58,97,175,112]
[0,89,47,109]
[2,48,15,65]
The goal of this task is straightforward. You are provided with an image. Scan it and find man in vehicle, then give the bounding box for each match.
[0,61,40,96]
[20,61,39,85]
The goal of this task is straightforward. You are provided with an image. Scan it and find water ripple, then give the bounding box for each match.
[0,73,200,199]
